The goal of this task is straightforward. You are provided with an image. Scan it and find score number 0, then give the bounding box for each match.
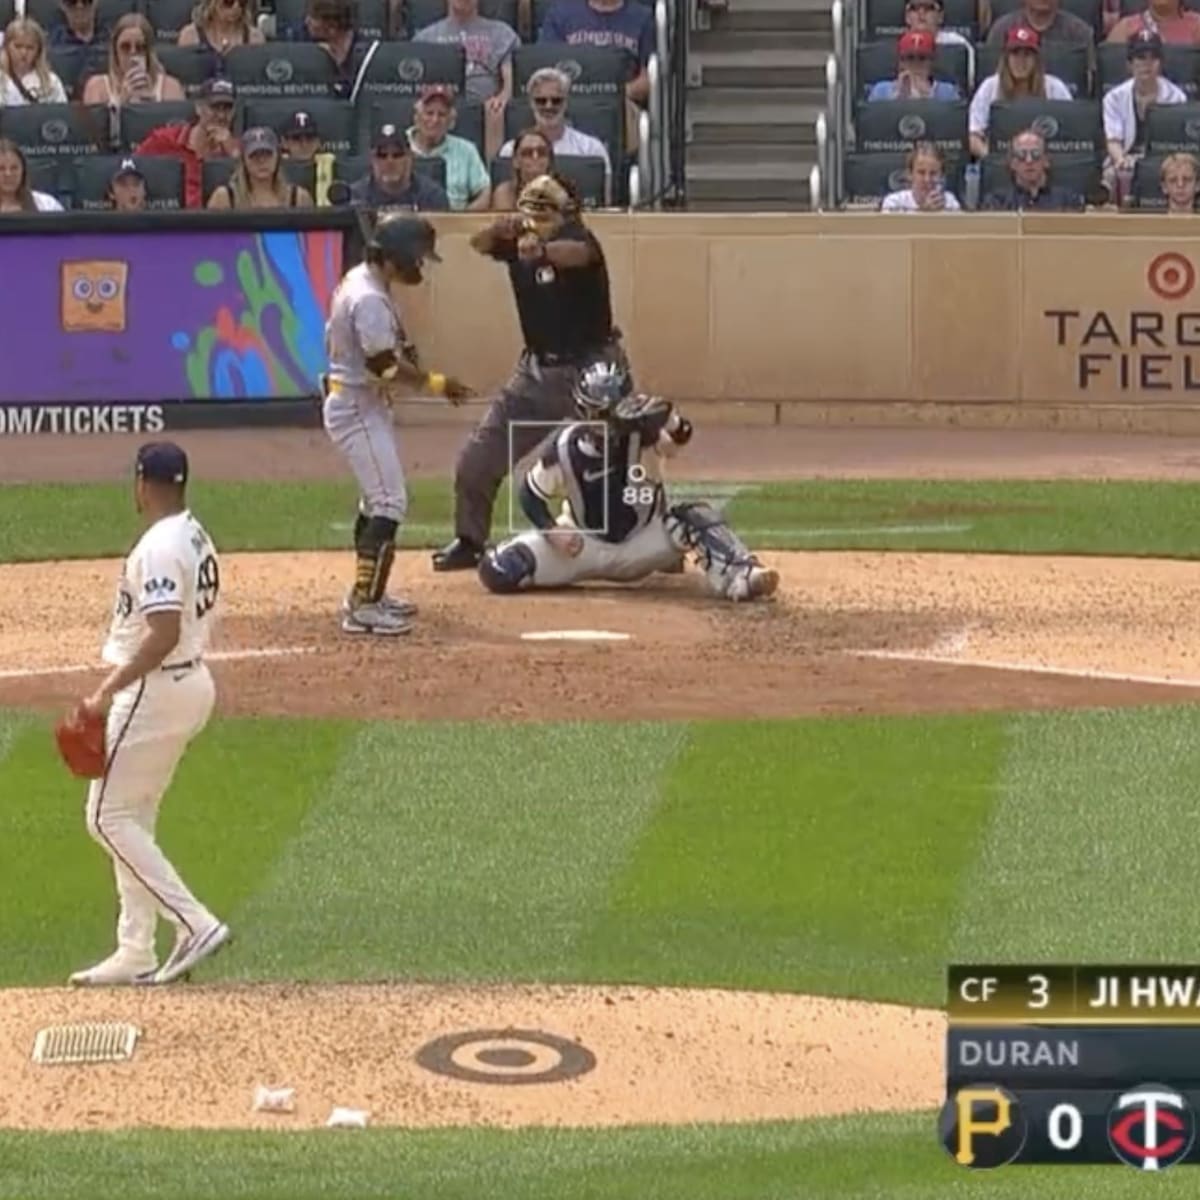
[1027,975,1084,1151]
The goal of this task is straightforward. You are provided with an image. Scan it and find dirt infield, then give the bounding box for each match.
[4,426,1199,1132]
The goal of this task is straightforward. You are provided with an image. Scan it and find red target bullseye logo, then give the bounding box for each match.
[1147,253,1196,301]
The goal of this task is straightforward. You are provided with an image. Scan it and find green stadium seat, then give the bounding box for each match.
[987,99,1103,156]
[145,0,201,42]
[853,98,968,154]
[490,151,608,206]
[513,43,636,96]
[223,43,342,98]
[0,103,111,157]
[118,100,197,150]
[246,97,357,153]
[155,44,223,96]
[73,153,185,208]
[1146,102,1200,152]
[356,41,467,96]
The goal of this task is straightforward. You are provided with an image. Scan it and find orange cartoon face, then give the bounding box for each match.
[60,260,129,333]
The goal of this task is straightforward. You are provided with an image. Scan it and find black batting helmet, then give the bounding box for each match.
[573,358,632,421]
[366,214,441,269]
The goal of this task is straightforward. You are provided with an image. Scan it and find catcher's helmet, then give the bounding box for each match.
[573,358,632,421]
[517,173,579,227]
[367,214,441,269]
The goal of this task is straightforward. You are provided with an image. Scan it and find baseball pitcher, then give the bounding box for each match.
[477,361,780,602]
[70,442,231,987]
[322,213,472,636]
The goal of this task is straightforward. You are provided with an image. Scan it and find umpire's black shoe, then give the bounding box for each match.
[432,537,484,572]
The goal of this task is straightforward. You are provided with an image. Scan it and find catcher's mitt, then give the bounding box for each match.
[611,393,675,439]
[55,706,106,779]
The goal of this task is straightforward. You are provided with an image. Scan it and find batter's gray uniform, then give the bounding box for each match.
[322,262,410,525]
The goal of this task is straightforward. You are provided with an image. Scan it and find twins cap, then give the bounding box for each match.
[281,109,319,138]
[136,441,188,485]
[1128,28,1164,57]
[242,126,279,155]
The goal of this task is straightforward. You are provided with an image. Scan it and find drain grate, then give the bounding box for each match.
[31,1022,140,1065]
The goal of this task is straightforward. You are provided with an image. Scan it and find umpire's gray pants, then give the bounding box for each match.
[453,354,579,546]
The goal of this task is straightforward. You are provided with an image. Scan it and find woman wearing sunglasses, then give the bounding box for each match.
[491,127,555,210]
[179,0,264,55]
[82,15,185,106]
[0,17,68,104]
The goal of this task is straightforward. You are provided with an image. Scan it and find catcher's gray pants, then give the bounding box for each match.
[323,383,407,523]
[499,518,685,588]
[452,354,578,547]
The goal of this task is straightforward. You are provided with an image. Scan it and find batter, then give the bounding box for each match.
[71,442,231,988]
[322,213,472,636]
[477,361,781,602]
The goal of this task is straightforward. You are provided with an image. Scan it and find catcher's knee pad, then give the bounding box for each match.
[478,543,536,594]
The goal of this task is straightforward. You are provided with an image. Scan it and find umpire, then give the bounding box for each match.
[432,173,624,572]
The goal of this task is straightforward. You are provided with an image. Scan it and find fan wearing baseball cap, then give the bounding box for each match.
[108,157,148,212]
[346,123,450,212]
[986,0,1093,50]
[866,29,961,99]
[968,25,1073,159]
[1108,0,1200,45]
[407,84,491,210]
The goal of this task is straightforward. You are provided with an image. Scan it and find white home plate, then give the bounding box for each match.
[520,630,632,642]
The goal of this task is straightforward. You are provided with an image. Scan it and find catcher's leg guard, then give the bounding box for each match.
[665,502,777,602]
[352,516,399,605]
[478,542,537,594]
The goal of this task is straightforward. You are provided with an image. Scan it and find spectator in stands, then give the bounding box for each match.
[0,18,69,104]
[1104,29,1185,200]
[1161,151,1200,211]
[50,0,105,51]
[280,110,321,160]
[986,0,1093,48]
[906,0,971,51]
[82,16,186,106]
[491,126,555,208]
[539,0,654,106]
[179,0,265,54]
[136,76,240,209]
[208,126,315,208]
[1108,0,1200,44]
[881,141,962,209]
[107,157,148,211]
[0,138,63,211]
[499,67,612,177]
[414,0,519,161]
[969,25,1071,158]
[348,121,450,210]
[284,0,370,100]
[981,127,1085,208]
[407,84,491,210]
[867,30,961,99]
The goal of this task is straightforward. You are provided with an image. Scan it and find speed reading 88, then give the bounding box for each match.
[621,463,657,506]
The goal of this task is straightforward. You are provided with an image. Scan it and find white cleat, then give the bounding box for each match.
[68,951,158,987]
[342,590,418,620]
[152,922,232,985]
[341,601,412,637]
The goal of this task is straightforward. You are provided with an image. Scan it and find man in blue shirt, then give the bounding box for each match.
[49,0,107,50]
[539,0,654,105]
[866,30,960,101]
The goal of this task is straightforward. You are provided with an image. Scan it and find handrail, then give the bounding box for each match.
[647,53,663,207]
[628,163,641,208]
[671,0,690,204]
[637,105,654,207]
[824,54,845,207]
[815,110,830,210]
[809,163,823,211]
[655,0,671,207]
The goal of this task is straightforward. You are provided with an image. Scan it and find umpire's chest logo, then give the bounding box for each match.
[536,265,557,285]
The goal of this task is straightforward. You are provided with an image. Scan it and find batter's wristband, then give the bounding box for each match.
[426,372,447,396]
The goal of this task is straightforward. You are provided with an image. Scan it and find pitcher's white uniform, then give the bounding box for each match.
[322,262,409,524]
[86,509,222,965]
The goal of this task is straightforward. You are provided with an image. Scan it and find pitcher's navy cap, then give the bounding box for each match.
[136,441,188,484]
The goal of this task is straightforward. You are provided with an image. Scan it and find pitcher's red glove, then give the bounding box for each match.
[55,706,106,779]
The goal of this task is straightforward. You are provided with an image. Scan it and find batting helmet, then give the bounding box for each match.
[367,214,442,269]
[573,358,632,421]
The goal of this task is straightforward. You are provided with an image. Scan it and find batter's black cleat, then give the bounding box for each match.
[432,537,484,572]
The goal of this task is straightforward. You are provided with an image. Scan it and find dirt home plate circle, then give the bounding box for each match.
[415,1029,597,1085]
[1147,253,1196,302]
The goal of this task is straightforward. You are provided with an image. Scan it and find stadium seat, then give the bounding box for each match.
[362,94,485,156]
[974,41,1090,99]
[48,45,90,101]
[865,0,978,38]
[503,92,624,165]
[1096,42,1199,98]
[25,155,67,204]
[980,150,1100,198]
[145,0,201,42]
[246,96,357,153]
[406,0,519,35]
[271,0,388,39]
[0,103,110,157]
[490,152,608,206]
[1130,152,1171,207]
[841,149,966,204]
[118,101,196,150]
[333,153,448,188]
[223,43,342,98]
[987,98,1103,156]
[201,155,318,203]
[356,41,467,96]
[856,39,970,98]
[0,0,13,28]
[155,44,223,95]
[852,99,968,154]
[513,44,635,96]
[1147,102,1200,152]
[73,153,185,208]
[987,0,1102,33]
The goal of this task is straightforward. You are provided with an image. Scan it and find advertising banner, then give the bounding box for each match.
[0,228,341,410]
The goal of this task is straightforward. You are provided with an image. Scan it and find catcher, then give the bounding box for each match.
[476,359,780,602]
[322,213,473,637]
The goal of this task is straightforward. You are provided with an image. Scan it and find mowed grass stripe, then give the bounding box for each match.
[0,1116,1185,1200]
[222,722,687,984]
[0,717,351,986]
[952,705,1200,964]
[7,479,1200,561]
[575,717,1004,1003]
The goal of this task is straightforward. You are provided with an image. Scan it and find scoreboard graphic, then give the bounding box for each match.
[941,965,1200,1170]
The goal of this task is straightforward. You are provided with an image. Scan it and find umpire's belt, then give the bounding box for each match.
[525,331,624,369]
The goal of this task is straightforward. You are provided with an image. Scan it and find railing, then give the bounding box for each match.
[809,163,823,211]
[824,54,845,208]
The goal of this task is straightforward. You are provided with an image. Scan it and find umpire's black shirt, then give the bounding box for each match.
[489,220,614,361]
